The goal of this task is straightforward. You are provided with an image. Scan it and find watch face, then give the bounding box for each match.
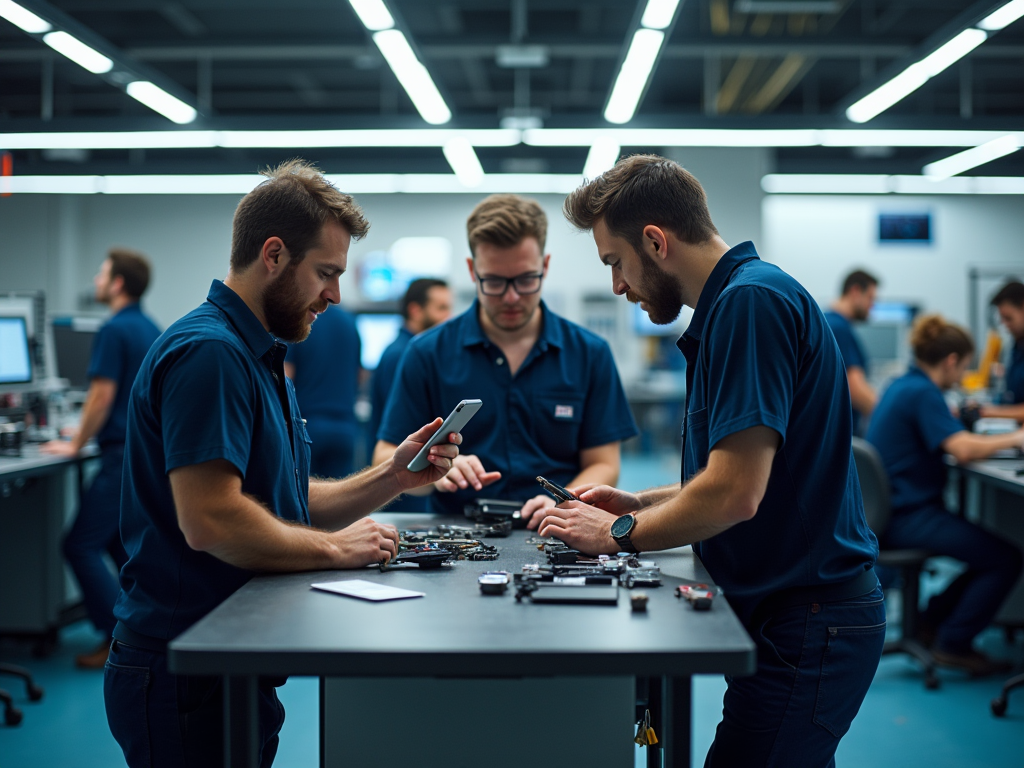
[610,514,634,538]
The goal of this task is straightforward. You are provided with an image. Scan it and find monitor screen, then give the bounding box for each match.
[879,213,931,242]
[355,313,404,370]
[52,317,100,388]
[0,316,32,384]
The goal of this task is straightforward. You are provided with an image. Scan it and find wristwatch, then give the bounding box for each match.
[610,513,638,554]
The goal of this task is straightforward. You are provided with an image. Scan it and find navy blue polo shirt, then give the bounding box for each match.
[824,309,869,433]
[678,242,877,625]
[1006,339,1024,404]
[370,326,414,446]
[113,280,312,642]
[866,366,965,514]
[86,303,161,448]
[378,300,638,515]
[285,304,361,423]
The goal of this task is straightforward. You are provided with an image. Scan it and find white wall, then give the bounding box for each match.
[761,194,1024,327]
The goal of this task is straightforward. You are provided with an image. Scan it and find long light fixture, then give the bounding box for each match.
[923,135,1021,180]
[126,82,197,125]
[978,0,1024,30]
[346,0,394,31]
[761,173,1024,195]
[442,137,484,187]
[42,30,113,74]
[583,138,621,179]
[0,0,50,33]
[603,0,682,124]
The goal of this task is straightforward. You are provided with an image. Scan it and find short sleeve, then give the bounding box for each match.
[160,341,254,476]
[704,286,798,449]
[86,325,123,382]
[578,342,639,448]
[914,386,965,452]
[377,343,431,445]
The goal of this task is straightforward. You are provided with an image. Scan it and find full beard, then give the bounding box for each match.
[627,249,685,326]
[262,267,327,343]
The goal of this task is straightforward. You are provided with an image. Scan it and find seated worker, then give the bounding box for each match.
[982,280,1024,422]
[373,194,637,523]
[104,160,463,768]
[368,278,453,510]
[284,303,362,477]
[867,313,1024,675]
[824,269,879,435]
[42,248,160,669]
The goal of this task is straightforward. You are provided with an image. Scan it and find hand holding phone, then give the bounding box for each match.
[536,476,578,504]
[406,399,483,472]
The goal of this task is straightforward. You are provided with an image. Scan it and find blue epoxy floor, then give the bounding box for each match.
[2,453,1022,768]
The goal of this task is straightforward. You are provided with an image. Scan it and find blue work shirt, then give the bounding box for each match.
[1006,339,1024,404]
[378,300,638,515]
[678,242,877,625]
[824,310,869,434]
[86,303,161,448]
[285,305,361,423]
[370,326,414,447]
[866,366,965,514]
[114,280,311,642]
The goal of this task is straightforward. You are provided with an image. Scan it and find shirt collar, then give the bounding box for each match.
[205,280,276,359]
[112,302,141,318]
[678,241,760,352]
[459,299,563,351]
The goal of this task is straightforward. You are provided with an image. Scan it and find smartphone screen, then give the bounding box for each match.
[406,399,483,472]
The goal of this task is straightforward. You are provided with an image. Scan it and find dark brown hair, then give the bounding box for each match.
[107,247,152,299]
[401,278,448,320]
[230,158,369,272]
[991,280,1024,308]
[842,269,879,296]
[562,154,718,253]
[466,194,547,256]
[910,314,974,366]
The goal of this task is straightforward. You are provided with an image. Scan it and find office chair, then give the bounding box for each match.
[0,663,44,726]
[851,437,941,690]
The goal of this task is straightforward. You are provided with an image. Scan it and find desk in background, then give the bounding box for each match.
[170,512,755,768]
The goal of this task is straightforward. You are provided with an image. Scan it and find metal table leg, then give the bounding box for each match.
[224,675,259,768]
[646,675,691,768]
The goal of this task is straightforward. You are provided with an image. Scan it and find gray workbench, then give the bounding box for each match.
[169,512,756,768]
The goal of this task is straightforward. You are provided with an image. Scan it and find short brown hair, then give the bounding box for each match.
[910,314,974,366]
[991,280,1024,308]
[230,158,369,272]
[842,269,879,296]
[563,154,718,253]
[467,194,547,256]
[108,247,151,299]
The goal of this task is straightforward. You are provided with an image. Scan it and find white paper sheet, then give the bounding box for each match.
[311,579,425,602]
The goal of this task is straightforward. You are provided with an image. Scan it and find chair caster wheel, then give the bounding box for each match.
[4,707,23,726]
[27,684,43,702]
[924,673,940,690]
[991,697,1008,717]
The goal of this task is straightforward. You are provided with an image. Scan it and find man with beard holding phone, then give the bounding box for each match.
[545,155,883,768]
[104,160,463,768]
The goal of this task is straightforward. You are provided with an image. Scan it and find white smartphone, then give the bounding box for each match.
[406,399,483,472]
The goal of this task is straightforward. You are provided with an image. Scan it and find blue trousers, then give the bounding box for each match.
[64,445,127,637]
[104,640,285,768]
[882,504,1023,653]
[705,587,886,768]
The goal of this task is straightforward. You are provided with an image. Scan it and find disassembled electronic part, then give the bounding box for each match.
[536,475,578,504]
[630,592,649,613]
[478,571,510,595]
[464,498,524,526]
[675,584,715,610]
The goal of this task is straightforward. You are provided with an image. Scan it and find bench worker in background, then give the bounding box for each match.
[546,155,883,768]
[104,160,463,768]
[825,269,879,435]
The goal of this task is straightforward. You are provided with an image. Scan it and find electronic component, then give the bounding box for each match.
[630,592,649,613]
[464,498,524,526]
[675,584,715,610]
[478,572,510,595]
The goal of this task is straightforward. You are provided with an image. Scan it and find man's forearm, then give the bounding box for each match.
[569,462,618,490]
[631,472,749,552]
[982,402,1024,423]
[308,460,404,529]
[636,483,682,508]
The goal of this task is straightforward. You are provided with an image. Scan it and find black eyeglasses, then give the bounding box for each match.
[474,271,544,297]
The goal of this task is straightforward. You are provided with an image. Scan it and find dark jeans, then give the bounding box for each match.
[705,587,886,768]
[104,640,286,768]
[64,445,127,637]
[882,504,1023,653]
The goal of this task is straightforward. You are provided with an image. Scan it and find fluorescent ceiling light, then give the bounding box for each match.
[347,0,394,31]
[372,29,451,125]
[604,28,665,124]
[0,0,51,33]
[846,28,987,123]
[43,30,113,74]
[640,0,682,30]
[978,0,1024,30]
[126,81,197,125]
[583,138,621,179]
[442,137,484,187]
[923,135,1021,180]
[761,173,1024,195]
[735,1,841,11]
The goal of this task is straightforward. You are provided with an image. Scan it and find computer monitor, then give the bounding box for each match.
[355,313,404,370]
[0,316,32,384]
[51,317,101,388]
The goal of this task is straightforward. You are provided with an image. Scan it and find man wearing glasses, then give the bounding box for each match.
[373,194,637,523]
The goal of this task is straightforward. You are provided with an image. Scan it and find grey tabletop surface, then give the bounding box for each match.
[169,513,756,678]
[950,455,1024,495]
[0,443,99,479]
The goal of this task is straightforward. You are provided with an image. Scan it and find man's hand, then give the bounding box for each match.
[573,484,642,517]
[40,439,80,458]
[537,501,620,555]
[327,518,400,567]
[391,418,463,490]
[434,454,502,493]
[522,494,556,529]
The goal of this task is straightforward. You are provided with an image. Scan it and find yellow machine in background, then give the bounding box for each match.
[961,330,1002,392]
